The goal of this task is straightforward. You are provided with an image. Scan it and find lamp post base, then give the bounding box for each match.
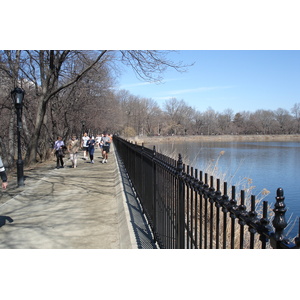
[17,159,24,187]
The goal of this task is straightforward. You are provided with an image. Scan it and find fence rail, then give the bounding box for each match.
[113,136,300,249]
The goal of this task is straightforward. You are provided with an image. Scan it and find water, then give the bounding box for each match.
[148,140,300,239]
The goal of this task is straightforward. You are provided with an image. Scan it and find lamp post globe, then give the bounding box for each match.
[11,87,25,107]
[11,87,25,187]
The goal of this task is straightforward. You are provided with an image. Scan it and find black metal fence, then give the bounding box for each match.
[113,136,300,249]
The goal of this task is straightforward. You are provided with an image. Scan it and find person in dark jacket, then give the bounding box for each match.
[0,156,8,190]
[87,136,96,164]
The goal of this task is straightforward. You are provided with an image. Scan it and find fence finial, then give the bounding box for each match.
[177,153,183,174]
[272,188,287,243]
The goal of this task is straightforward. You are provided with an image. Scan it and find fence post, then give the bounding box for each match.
[141,143,145,208]
[152,146,157,244]
[272,188,288,248]
[259,201,270,249]
[177,153,185,249]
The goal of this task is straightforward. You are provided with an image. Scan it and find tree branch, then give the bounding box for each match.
[46,50,108,102]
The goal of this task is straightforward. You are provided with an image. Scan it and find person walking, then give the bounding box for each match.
[81,132,89,160]
[95,134,102,150]
[98,134,104,151]
[67,135,80,168]
[52,136,65,169]
[0,156,8,190]
[87,135,96,164]
[101,132,111,163]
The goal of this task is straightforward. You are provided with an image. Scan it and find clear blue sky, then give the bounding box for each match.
[116,50,300,114]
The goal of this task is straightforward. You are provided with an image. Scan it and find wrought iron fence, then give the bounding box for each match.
[113,136,300,249]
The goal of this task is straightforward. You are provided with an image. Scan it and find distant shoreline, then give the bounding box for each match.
[129,134,300,145]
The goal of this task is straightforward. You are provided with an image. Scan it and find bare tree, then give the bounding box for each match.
[1,50,188,164]
[192,111,205,135]
[202,107,218,135]
[144,99,163,135]
[23,51,110,163]
[251,110,276,134]
[218,109,234,134]
[274,108,294,133]
[291,103,300,133]
[163,98,194,135]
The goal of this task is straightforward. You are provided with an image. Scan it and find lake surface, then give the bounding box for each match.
[148,140,300,238]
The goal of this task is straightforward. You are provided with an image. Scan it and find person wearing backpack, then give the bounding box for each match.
[52,136,65,169]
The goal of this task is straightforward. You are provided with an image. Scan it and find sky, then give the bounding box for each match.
[116,50,300,114]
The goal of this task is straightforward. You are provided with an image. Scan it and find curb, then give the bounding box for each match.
[111,144,138,249]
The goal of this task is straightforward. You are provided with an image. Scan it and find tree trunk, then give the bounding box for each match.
[25,97,47,164]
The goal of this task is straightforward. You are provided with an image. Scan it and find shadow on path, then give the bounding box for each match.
[0,216,14,227]
[115,150,158,249]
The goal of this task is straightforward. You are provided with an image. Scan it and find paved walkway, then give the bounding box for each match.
[0,144,157,249]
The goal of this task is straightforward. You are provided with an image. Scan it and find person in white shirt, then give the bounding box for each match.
[81,132,89,160]
[95,134,102,150]
[52,136,65,169]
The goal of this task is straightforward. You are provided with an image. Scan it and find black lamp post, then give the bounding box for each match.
[81,120,85,136]
[11,87,25,187]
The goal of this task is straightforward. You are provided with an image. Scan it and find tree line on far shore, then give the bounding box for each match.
[116,92,300,137]
[0,50,298,170]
